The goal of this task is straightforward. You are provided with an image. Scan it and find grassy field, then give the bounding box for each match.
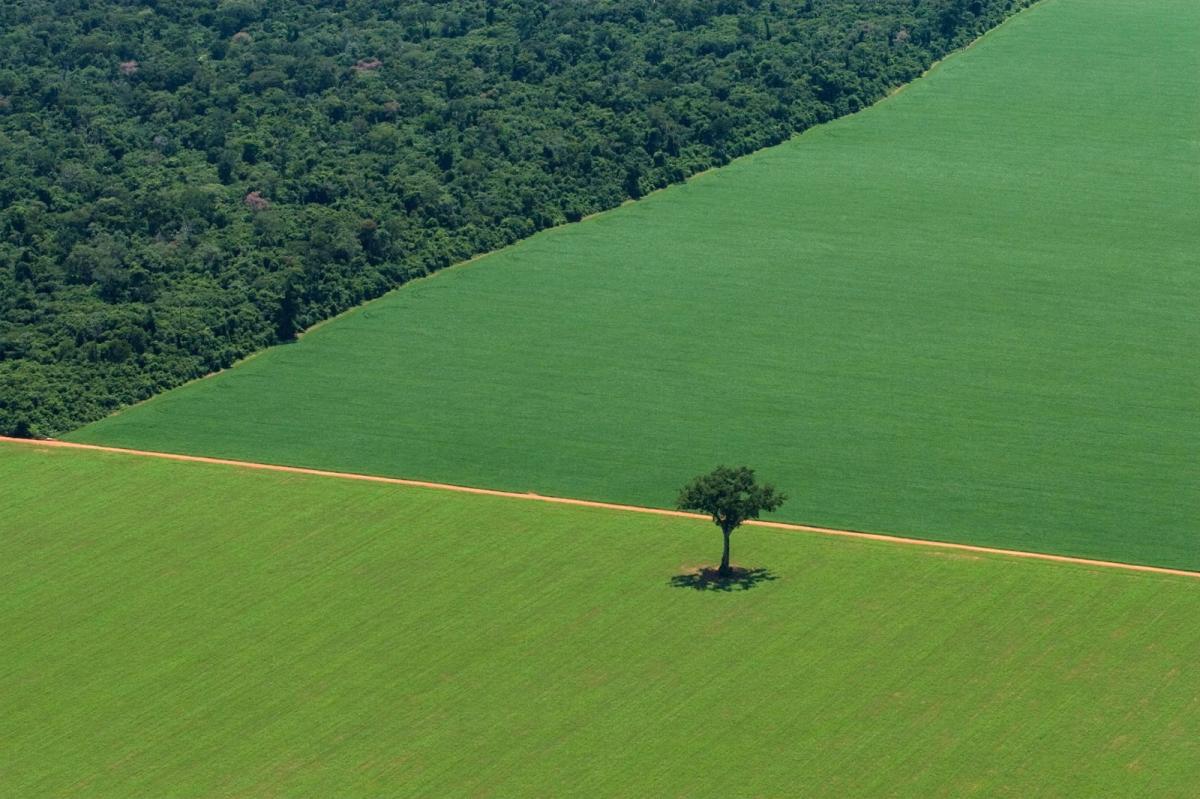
[2,441,1199,797]
[68,0,1200,569]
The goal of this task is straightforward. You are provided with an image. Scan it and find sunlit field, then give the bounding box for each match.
[3,442,1199,796]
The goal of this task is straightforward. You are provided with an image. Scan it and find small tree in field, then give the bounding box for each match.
[677,466,785,577]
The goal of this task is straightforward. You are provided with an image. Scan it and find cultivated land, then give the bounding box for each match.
[69,0,1200,569]
[2,442,1199,797]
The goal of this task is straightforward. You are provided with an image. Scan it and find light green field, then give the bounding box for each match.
[69,0,1200,570]
[2,441,1199,796]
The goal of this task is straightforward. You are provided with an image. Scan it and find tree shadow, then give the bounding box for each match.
[669,566,778,592]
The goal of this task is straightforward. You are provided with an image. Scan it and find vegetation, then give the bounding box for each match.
[2,442,1198,796]
[0,0,1033,436]
[678,465,785,575]
[70,0,1200,571]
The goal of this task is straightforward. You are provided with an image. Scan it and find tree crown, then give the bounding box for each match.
[677,466,786,533]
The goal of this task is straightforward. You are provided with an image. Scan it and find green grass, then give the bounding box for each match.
[68,0,1200,569]
[2,442,1199,796]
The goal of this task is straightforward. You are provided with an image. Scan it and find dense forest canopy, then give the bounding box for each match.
[0,0,1032,436]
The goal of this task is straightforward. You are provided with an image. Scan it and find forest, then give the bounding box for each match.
[0,0,1032,436]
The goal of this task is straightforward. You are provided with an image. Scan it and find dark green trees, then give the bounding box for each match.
[274,278,301,342]
[678,466,786,577]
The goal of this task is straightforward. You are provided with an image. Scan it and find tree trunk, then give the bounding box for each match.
[719,528,732,577]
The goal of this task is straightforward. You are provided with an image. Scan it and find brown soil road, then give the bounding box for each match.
[4,435,1197,580]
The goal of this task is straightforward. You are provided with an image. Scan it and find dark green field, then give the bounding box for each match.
[2,441,1198,796]
[69,0,1200,569]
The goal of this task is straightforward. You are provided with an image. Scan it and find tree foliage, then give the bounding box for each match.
[0,0,1033,436]
[678,465,785,575]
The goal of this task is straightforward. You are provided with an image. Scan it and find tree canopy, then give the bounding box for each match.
[0,0,1033,436]
[678,465,786,575]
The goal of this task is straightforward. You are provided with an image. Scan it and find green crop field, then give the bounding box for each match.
[68,0,1200,570]
[2,441,1199,797]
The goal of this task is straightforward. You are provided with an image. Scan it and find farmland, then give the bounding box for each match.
[3,0,1198,794]
[3,440,1199,796]
[68,0,1200,570]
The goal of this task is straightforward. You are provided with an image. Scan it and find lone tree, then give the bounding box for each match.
[677,466,786,577]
